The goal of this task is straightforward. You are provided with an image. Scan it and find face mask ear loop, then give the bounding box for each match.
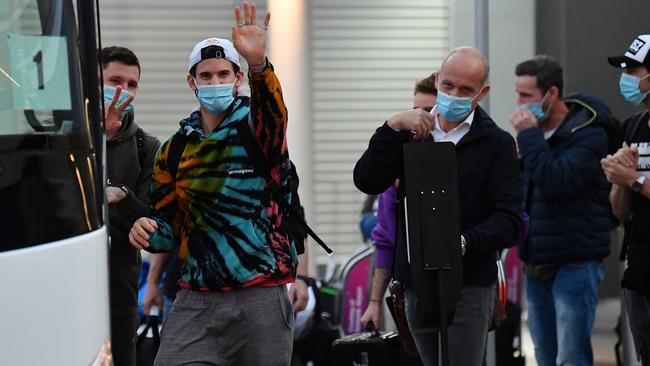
[193,77,200,98]
[231,78,238,98]
[638,73,650,96]
[465,85,485,113]
[539,90,552,116]
[472,85,484,101]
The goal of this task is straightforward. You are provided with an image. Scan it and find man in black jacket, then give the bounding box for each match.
[353,47,522,366]
[512,55,611,366]
[102,46,160,366]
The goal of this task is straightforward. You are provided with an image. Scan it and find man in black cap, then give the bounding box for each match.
[602,33,650,365]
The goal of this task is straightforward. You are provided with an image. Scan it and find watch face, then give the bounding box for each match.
[632,181,643,193]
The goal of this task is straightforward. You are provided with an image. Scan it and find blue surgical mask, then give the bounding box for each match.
[519,92,550,123]
[436,90,480,122]
[620,73,650,105]
[103,85,135,116]
[195,81,236,115]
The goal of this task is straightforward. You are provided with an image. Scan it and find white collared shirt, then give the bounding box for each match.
[543,128,557,140]
[430,105,475,145]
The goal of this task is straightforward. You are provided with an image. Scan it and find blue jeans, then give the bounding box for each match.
[526,261,604,366]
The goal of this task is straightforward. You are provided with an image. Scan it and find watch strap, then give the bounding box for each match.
[118,185,129,195]
[632,175,646,192]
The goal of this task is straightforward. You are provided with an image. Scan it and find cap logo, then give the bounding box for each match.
[201,45,226,61]
[629,38,646,55]
[189,38,240,71]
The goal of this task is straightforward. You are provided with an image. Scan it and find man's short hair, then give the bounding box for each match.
[515,55,564,97]
[100,46,141,76]
[414,72,438,96]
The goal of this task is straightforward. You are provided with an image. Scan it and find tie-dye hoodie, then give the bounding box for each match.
[145,63,297,291]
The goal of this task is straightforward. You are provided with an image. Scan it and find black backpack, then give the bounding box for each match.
[166,122,331,255]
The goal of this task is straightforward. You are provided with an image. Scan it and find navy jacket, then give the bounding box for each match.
[354,106,523,286]
[517,96,611,265]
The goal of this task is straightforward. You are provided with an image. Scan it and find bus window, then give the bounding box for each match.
[0,1,82,135]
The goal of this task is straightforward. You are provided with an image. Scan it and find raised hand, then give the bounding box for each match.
[104,85,134,139]
[232,1,270,67]
[510,108,538,133]
[387,109,435,141]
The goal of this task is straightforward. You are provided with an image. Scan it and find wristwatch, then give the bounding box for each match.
[118,184,129,195]
[296,274,312,286]
[631,175,646,193]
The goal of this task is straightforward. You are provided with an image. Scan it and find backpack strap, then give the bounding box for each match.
[235,120,333,255]
[286,161,308,254]
[167,133,189,181]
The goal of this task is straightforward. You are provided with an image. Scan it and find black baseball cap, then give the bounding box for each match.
[608,34,650,69]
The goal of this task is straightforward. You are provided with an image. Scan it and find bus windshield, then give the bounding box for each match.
[0,0,101,251]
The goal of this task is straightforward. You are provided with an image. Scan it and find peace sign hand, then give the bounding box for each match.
[232,1,270,68]
[104,85,134,139]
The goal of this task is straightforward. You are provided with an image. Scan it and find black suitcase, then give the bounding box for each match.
[331,331,422,366]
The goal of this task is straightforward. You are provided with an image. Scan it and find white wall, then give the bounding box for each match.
[267,0,315,272]
[451,0,535,134]
[307,0,451,266]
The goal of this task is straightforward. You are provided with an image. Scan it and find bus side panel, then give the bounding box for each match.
[0,226,110,365]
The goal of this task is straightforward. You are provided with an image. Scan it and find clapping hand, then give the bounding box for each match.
[601,143,640,186]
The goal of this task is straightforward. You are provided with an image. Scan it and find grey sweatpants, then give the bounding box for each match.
[154,286,294,366]
[405,283,496,366]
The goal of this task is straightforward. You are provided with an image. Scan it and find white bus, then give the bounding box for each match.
[0,0,111,365]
